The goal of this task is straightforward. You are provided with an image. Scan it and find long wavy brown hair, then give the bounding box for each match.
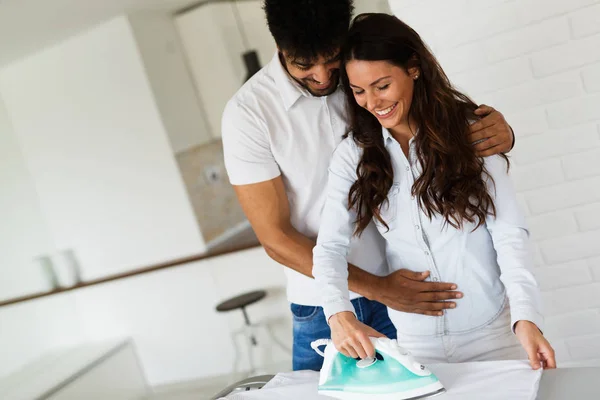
[341,13,508,235]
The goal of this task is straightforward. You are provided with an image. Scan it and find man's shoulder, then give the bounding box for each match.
[225,66,282,119]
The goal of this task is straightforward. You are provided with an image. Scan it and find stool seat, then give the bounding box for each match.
[216,290,266,313]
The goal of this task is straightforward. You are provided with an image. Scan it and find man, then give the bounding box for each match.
[222,0,515,371]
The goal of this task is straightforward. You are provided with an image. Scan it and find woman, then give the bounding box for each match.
[312,13,556,370]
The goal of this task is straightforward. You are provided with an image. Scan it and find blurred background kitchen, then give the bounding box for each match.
[0,0,599,399]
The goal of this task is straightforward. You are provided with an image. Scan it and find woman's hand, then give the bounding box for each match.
[329,311,386,359]
[515,320,557,370]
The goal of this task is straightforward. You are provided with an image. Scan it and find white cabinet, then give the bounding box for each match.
[0,15,206,282]
[128,12,214,153]
[175,0,276,139]
[354,0,393,14]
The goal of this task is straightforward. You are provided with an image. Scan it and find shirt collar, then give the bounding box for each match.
[381,126,417,147]
[382,127,394,147]
[268,52,310,110]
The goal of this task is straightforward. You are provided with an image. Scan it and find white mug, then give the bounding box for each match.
[52,249,82,288]
[34,254,60,290]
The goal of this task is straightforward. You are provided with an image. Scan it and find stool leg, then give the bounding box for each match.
[244,324,257,376]
[230,330,242,376]
[241,307,258,376]
[241,307,257,346]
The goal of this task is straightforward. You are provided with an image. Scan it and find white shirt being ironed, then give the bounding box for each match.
[313,127,544,336]
[222,53,388,306]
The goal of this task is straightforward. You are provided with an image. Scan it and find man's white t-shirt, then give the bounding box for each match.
[222,53,388,306]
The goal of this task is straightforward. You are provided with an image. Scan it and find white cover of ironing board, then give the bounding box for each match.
[221,360,543,400]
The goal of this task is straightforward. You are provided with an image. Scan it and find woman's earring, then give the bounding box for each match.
[414,74,419,80]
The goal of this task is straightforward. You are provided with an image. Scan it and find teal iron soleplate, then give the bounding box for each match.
[311,338,446,400]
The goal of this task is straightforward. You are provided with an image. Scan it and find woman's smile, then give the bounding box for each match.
[374,102,398,119]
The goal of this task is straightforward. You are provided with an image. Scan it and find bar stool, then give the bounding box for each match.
[216,290,267,375]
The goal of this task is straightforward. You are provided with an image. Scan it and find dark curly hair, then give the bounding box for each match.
[342,14,508,235]
[263,0,354,61]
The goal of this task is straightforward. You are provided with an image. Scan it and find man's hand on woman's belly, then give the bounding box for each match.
[371,269,463,316]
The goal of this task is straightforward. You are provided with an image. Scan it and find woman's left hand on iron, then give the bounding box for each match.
[514,320,557,370]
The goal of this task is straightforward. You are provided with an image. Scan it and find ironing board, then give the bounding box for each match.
[218,360,543,399]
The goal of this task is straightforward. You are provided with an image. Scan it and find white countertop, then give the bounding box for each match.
[0,338,130,400]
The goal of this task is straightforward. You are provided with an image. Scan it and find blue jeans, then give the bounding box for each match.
[291,297,397,371]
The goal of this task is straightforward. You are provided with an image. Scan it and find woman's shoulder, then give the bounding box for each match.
[329,134,363,178]
[482,154,510,174]
[334,133,363,158]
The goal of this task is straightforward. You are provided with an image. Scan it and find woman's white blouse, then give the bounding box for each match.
[312,127,543,336]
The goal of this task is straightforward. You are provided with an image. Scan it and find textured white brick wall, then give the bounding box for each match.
[390,0,600,366]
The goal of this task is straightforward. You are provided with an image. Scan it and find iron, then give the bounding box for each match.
[311,337,445,400]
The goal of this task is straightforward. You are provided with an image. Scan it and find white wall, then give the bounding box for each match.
[0,95,54,299]
[0,15,206,281]
[389,0,600,365]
